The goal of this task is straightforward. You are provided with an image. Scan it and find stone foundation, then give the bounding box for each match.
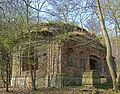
[11,77,32,88]
[82,70,100,87]
[11,74,64,88]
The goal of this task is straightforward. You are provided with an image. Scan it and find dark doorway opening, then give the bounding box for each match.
[90,59,97,70]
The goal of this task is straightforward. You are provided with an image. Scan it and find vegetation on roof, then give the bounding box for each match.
[11,22,105,51]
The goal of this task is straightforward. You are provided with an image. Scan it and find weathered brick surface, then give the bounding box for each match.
[11,39,109,88]
[11,25,110,88]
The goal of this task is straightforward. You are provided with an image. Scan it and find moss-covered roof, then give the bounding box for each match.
[15,22,105,50]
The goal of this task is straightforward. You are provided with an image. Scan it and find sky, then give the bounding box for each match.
[1,0,119,36]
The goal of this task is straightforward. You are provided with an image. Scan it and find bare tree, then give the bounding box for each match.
[96,0,117,89]
[102,0,120,87]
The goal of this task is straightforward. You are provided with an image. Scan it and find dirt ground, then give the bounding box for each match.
[0,87,120,94]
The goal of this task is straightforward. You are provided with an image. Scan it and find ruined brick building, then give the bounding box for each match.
[11,23,111,88]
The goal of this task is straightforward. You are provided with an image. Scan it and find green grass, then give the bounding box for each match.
[95,82,113,89]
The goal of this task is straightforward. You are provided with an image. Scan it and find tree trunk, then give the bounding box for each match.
[115,24,120,88]
[33,65,36,91]
[30,65,36,91]
[6,62,9,92]
[1,68,6,88]
[96,0,117,89]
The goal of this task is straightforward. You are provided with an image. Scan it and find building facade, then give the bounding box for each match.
[11,24,111,88]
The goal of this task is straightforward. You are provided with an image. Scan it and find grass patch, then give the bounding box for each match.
[96,82,113,89]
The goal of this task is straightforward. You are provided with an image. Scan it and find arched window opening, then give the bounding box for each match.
[68,55,76,66]
[21,48,38,71]
[67,48,76,66]
[79,51,85,70]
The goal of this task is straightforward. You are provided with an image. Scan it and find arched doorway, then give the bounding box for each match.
[90,59,97,70]
[89,55,100,70]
